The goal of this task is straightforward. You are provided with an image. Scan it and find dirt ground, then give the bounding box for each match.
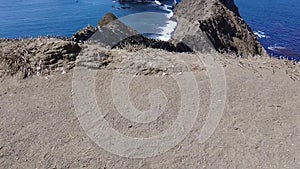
[0,46,299,168]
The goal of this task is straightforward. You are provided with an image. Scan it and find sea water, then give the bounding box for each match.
[0,0,177,40]
[236,0,300,60]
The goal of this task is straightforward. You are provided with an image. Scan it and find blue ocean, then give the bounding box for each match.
[0,0,177,39]
[236,0,300,60]
[0,0,299,60]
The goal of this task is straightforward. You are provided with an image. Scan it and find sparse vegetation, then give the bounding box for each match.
[119,42,147,52]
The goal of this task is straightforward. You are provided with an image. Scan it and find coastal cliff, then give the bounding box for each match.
[173,0,267,56]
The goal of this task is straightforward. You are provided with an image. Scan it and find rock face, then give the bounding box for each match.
[219,0,240,15]
[173,0,267,56]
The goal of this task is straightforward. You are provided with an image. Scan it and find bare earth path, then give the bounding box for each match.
[0,47,299,168]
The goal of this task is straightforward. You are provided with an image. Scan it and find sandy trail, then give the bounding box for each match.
[0,46,299,168]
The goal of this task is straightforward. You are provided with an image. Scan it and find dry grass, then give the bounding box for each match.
[0,41,34,78]
[118,42,146,52]
[0,38,80,79]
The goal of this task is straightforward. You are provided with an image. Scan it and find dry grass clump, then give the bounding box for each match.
[0,38,81,79]
[0,39,35,78]
[118,42,146,52]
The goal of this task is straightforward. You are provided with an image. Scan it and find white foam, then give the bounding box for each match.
[166,11,173,19]
[267,45,286,51]
[254,30,270,38]
[154,0,162,6]
[154,0,172,13]
[153,0,177,41]
[157,19,177,41]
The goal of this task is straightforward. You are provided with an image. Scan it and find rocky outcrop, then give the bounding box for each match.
[98,13,118,27]
[72,24,97,43]
[88,13,139,46]
[173,0,267,57]
[71,13,123,44]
